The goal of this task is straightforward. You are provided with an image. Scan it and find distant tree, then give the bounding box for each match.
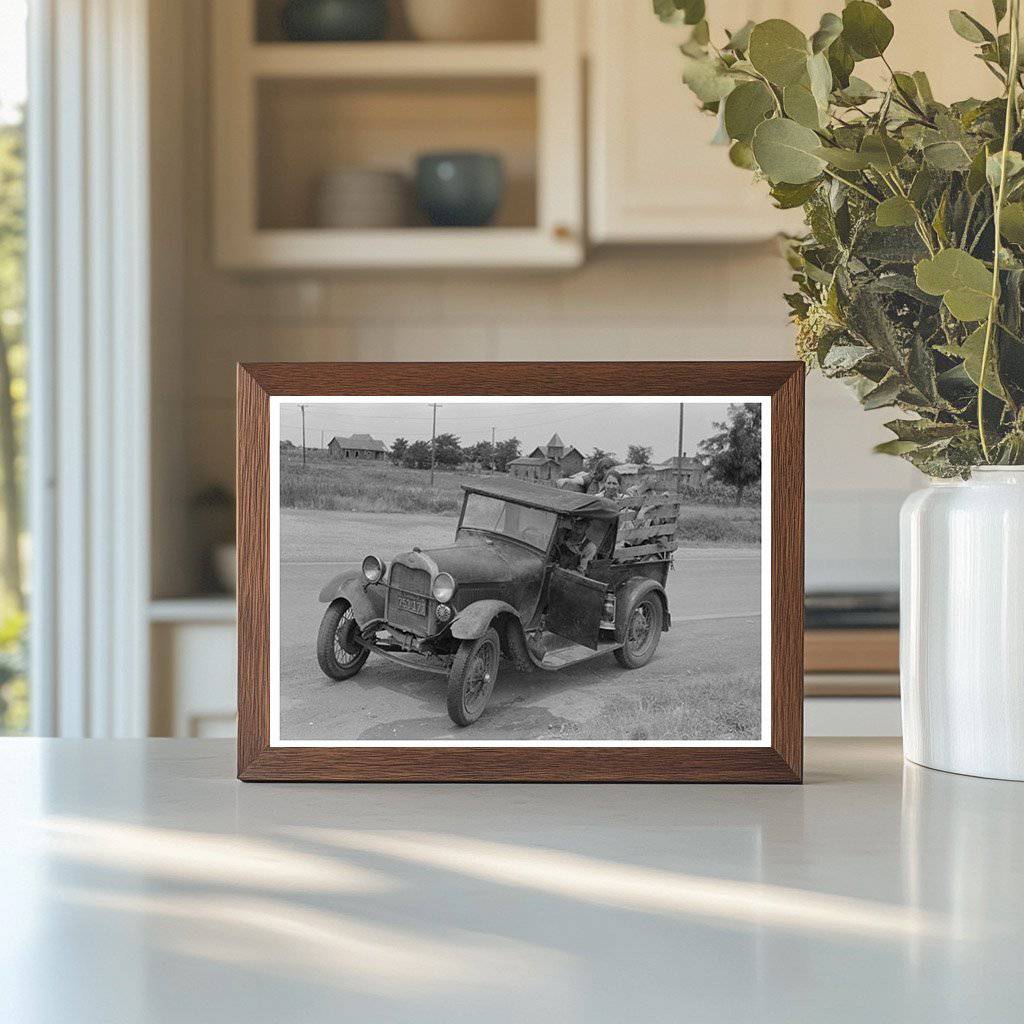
[464,440,495,468]
[699,403,762,505]
[585,447,618,480]
[626,444,653,466]
[432,432,463,468]
[493,437,521,472]
[389,437,409,465]
[405,440,432,469]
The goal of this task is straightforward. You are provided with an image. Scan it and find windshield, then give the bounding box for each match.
[460,493,556,551]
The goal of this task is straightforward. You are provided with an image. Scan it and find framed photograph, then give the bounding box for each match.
[237,362,804,782]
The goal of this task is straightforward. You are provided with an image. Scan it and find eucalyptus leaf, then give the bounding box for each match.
[836,76,877,105]
[724,20,755,53]
[815,146,872,171]
[729,140,758,170]
[842,1,895,60]
[770,179,820,209]
[807,51,833,111]
[912,71,935,105]
[948,10,993,44]
[959,324,1007,398]
[827,35,855,89]
[862,375,902,409]
[860,133,905,173]
[810,12,843,54]
[875,196,918,228]
[783,83,822,129]
[653,0,705,25]
[915,249,994,321]
[923,141,973,171]
[748,19,810,87]
[1000,202,1024,243]
[986,150,1024,190]
[723,81,775,144]
[967,143,993,193]
[884,419,963,443]
[874,439,921,455]
[682,55,737,103]
[752,117,827,184]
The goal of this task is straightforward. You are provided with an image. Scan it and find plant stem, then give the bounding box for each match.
[821,167,879,203]
[979,0,1021,463]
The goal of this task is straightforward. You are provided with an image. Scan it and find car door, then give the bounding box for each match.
[545,567,606,650]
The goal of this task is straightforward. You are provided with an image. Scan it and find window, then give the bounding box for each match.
[460,494,555,551]
[0,1,27,734]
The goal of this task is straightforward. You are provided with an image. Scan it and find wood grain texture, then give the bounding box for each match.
[236,361,805,783]
[804,629,899,675]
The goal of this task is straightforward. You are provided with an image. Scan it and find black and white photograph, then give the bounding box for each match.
[269,396,770,746]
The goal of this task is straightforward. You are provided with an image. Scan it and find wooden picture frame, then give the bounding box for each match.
[237,362,804,782]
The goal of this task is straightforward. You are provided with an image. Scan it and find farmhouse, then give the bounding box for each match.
[327,433,387,461]
[652,453,706,487]
[509,433,585,482]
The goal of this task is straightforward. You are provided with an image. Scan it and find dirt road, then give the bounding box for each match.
[278,509,762,742]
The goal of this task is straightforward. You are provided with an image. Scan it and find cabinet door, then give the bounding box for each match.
[588,1,814,243]
[588,1,1003,245]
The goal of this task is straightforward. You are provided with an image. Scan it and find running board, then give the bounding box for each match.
[531,639,621,672]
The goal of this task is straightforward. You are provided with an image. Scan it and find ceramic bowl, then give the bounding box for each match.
[415,152,505,228]
[315,167,409,228]
[403,0,534,42]
[281,0,388,42]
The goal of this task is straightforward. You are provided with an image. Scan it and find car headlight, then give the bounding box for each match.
[361,555,385,583]
[431,572,456,603]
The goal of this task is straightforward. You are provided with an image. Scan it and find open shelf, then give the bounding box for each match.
[257,76,537,232]
[249,42,544,77]
[254,0,538,45]
[213,0,581,268]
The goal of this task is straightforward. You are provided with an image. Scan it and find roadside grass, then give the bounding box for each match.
[676,506,760,547]
[279,450,760,545]
[563,671,761,742]
[279,450,477,515]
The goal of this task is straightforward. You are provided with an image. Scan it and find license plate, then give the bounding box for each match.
[394,594,426,616]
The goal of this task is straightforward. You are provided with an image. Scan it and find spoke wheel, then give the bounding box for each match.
[614,594,663,669]
[316,599,370,680]
[447,627,501,726]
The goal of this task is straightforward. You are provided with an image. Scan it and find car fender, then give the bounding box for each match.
[614,577,670,642]
[450,599,522,640]
[318,571,384,626]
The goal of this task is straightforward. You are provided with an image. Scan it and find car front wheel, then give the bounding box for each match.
[614,593,663,669]
[447,627,500,726]
[316,599,370,680]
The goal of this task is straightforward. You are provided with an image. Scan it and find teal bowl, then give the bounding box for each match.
[281,0,388,42]
[415,152,505,228]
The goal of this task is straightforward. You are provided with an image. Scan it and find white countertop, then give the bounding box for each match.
[1,738,1021,1023]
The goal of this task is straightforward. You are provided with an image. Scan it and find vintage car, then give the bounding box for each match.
[316,479,679,726]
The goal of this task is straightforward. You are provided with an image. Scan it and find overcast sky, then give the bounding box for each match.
[278,400,737,462]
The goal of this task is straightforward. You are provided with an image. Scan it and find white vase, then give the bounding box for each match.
[900,467,1024,780]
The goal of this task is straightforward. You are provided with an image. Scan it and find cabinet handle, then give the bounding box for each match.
[553,224,574,241]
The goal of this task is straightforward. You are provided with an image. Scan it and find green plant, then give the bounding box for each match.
[661,0,1024,475]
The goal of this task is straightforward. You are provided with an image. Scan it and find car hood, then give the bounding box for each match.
[393,535,543,585]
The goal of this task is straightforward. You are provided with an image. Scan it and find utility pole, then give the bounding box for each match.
[676,402,685,494]
[491,425,496,472]
[429,403,441,485]
[320,429,325,449]
[301,404,307,466]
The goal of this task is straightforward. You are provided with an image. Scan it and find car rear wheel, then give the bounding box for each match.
[614,594,663,669]
[316,599,370,680]
[447,627,500,726]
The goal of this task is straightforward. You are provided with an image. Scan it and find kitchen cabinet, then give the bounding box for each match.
[212,0,584,269]
[587,0,999,244]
